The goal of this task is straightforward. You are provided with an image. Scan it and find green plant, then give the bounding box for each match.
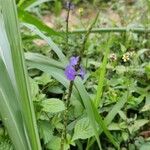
[0,0,41,149]
[0,0,150,150]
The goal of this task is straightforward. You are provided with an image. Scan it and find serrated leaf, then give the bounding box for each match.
[41,98,65,113]
[72,117,95,140]
[38,121,53,144]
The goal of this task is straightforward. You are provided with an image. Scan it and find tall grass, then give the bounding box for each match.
[0,0,41,149]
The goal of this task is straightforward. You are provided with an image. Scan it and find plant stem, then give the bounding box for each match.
[64,81,74,137]
[61,81,74,150]
[61,2,72,150]
[66,81,74,108]
[68,27,150,34]
[65,1,71,51]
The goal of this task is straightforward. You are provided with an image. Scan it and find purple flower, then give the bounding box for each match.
[65,65,76,81]
[64,56,86,81]
[70,56,79,66]
[66,2,75,10]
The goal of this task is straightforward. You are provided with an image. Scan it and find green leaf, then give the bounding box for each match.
[47,135,70,150]
[25,52,64,69]
[0,1,41,149]
[94,40,111,108]
[18,8,60,36]
[75,78,119,149]
[54,0,62,16]
[26,53,119,149]
[41,98,66,113]
[108,123,121,131]
[0,139,13,150]
[145,63,150,78]
[38,121,53,144]
[0,57,29,150]
[25,53,81,101]
[29,77,39,99]
[128,119,149,134]
[105,92,128,125]
[88,92,128,149]
[122,132,129,141]
[140,143,150,150]
[120,43,127,52]
[23,23,66,61]
[34,73,52,86]
[72,117,95,140]
[46,136,61,150]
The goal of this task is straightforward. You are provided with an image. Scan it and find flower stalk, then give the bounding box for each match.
[61,1,73,149]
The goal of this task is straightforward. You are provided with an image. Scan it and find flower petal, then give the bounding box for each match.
[70,56,79,66]
[64,65,76,81]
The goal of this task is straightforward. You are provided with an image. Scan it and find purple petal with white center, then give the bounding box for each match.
[64,65,76,81]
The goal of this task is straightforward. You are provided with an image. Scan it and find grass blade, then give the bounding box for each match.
[25,52,64,69]
[94,41,111,108]
[0,0,41,149]
[87,92,128,149]
[0,57,29,150]
[23,23,66,61]
[75,78,119,149]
